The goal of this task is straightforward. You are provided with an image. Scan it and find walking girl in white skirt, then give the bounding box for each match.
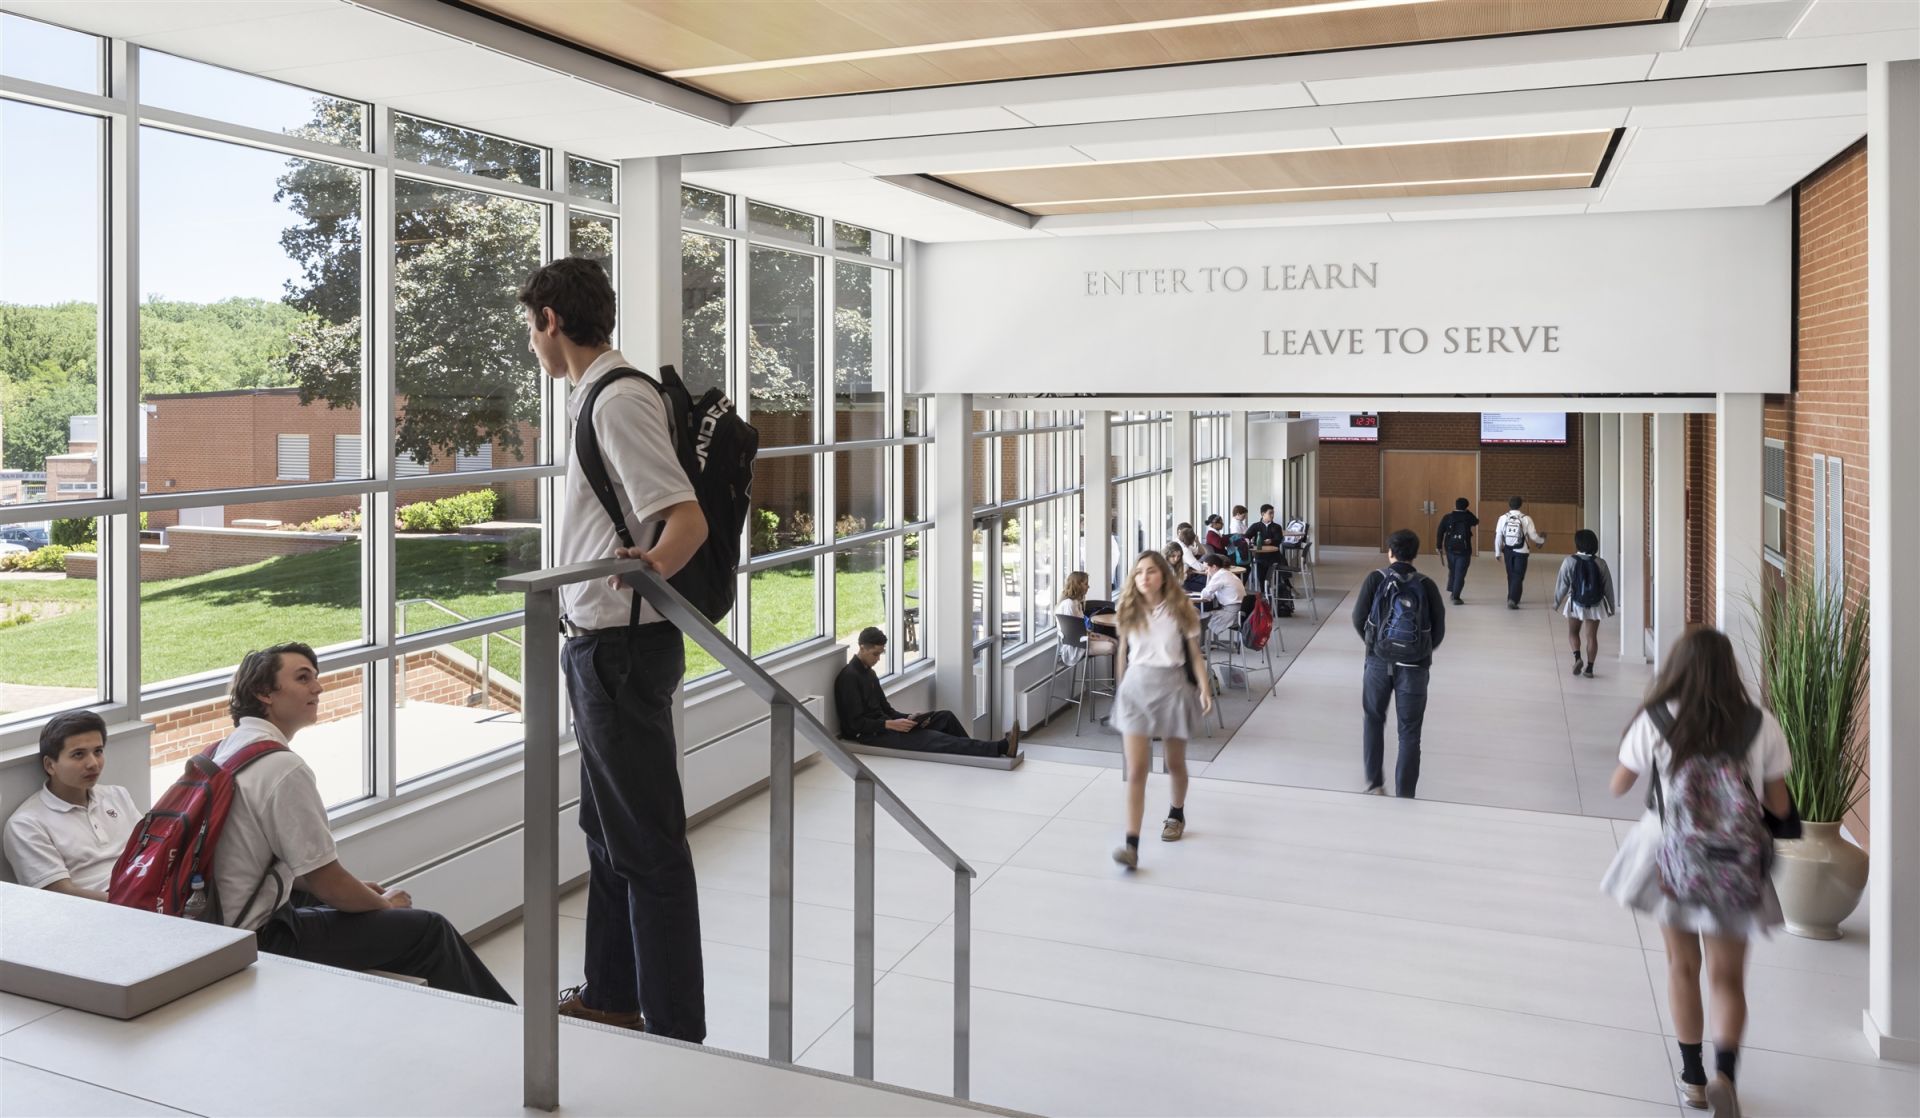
[1553,528,1617,678]
[1110,550,1213,869]
[1602,627,1792,1117]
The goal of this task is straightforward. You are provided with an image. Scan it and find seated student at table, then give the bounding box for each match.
[1055,571,1117,658]
[1228,506,1250,537]
[209,642,512,1003]
[4,712,137,903]
[836,628,1018,757]
[1166,541,1205,593]
[1246,505,1286,585]
[1203,515,1229,556]
[1198,553,1248,639]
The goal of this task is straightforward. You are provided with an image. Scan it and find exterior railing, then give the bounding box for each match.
[498,556,974,1111]
[395,597,524,708]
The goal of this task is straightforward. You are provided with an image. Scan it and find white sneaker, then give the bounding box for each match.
[1706,1076,1740,1118]
[1112,843,1138,869]
[1365,785,1386,796]
[1678,1079,1706,1110]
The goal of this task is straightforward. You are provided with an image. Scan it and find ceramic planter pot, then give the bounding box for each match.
[1773,821,1869,939]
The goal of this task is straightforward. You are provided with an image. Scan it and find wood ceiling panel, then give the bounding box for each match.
[463,0,1673,103]
[937,131,1615,214]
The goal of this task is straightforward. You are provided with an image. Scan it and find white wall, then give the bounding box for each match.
[913,205,1790,396]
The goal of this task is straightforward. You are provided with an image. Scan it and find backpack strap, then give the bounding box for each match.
[573,366,667,630]
[1644,702,1765,822]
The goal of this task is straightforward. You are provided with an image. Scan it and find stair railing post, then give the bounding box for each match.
[768,700,795,1063]
[521,587,561,1111]
[854,774,876,1079]
[953,867,971,1101]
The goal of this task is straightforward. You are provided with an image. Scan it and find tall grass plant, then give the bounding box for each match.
[1759,577,1869,823]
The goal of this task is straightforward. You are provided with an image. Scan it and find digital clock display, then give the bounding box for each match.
[1349,414,1380,428]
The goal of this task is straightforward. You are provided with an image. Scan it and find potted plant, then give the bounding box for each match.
[1759,575,1870,939]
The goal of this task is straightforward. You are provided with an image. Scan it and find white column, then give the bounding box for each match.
[1228,411,1251,517]
[615,156,682,370]
[1618,415,1646,661]
[1714,393,1765,688]
[930,395,976,721]
[1652,413,1687,666]
[1582,413,1602,528]
[1866,57,1920,1064]
[1598,414,1622,590]
[1084,412,1113,598]
[1170,411,1194,528]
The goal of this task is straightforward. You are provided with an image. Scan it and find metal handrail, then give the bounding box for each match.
[499,556,975,1111]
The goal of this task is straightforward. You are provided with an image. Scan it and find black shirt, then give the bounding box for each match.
[1351,561,1447,668]
[834,656,903,738]
[1434,509,1480,555]
[1246,520,1287,549]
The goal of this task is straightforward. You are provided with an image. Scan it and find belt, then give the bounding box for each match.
[561,618,675,640]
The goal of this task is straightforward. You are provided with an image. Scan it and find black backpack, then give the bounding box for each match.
[575,365,757,623]
[1366,568,1433,664]
[1570,555,1607,608]
[1442,513,1474,554]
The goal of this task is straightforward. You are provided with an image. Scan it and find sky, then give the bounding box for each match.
[2,16,357,306]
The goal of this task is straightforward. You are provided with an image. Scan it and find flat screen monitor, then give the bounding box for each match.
[1480,412,1567,445]
[1303,411,1379,442]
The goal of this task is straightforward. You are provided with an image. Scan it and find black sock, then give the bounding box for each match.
[1714,1047,1738,1083]
[1573,651,1583,663]
[1678,1042,1705,1085]
[1168,806,1185,822]
[1125,834,1140,849]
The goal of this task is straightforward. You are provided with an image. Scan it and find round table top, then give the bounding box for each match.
[1230,565,1247,574]
[1255,545,1281,553]
[1090,612,1117,626]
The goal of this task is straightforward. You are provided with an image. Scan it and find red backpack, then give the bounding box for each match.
[109,738,286,919]
[1243,595,1274,651]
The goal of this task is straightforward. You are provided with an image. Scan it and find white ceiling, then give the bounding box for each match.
[2,0,1915,243]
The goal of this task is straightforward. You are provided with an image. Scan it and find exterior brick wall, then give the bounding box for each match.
[64,526,351,581]
[1685,413,1717,626]
[145,652,519,768]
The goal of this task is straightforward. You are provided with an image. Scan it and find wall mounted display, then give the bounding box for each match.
[1480,412,1568,444]
[1302,411,1379,442]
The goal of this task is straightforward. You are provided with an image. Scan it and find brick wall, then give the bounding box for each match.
[64,526,350,581]
[145,652,519,768]
[1685,413,1717,626]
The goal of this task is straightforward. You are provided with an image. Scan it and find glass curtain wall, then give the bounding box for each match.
[1111,412,1174,577]
[678,187,920,679]
[1193,410,1232,526]
[0,16,623,809]
[970,410,1085,651]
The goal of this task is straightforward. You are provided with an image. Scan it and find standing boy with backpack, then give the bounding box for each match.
[1432,497,1480,605]
[1492,495,1546,609]
[1350,530,1446,798]
[522,257,720,1041]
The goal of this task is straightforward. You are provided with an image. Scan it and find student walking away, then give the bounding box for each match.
[1602,627,1794,1116]
[525,256,714,1040]
[1492,496,1546,609]
[1351,530,1446,798]
[836,628,1018,757]
[1110,551,1214,869]
[194,645,512,1002]
[1555,528,1617,678]
[1432,498,1480,605]
[4,712,136,902]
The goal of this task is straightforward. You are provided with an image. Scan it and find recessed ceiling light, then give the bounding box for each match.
[664,0,1442,79]
[1017,172,1596,208]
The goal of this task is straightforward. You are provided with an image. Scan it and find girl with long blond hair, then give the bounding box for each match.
[1110,550,1213,869]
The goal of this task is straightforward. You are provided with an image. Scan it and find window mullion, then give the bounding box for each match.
[368,103,399,803]
[105,40,141,720]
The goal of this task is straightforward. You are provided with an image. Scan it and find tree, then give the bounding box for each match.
[276,108,543,464]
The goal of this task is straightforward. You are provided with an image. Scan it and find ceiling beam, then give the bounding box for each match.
[1029,186,1607,231]
[876,176,1035,229]
[975,395,1719,413]
[686,66,1863,177]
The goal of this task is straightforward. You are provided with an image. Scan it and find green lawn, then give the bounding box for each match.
[0,542,917,690]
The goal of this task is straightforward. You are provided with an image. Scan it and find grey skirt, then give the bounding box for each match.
[1112,664,1204,740]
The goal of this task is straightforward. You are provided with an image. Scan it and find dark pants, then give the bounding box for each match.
[258,895,512,1004]
[1503,550,1531,604]
[563,624,705,1042]
[1361,655,1430,798]
[1444,550,1471,598]
[858,710,1003,757]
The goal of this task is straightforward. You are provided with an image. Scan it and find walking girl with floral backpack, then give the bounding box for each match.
[1602,627,1793,1118]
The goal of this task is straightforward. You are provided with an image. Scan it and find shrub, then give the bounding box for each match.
[396,489,502,532]
[503,529,541,569]
[296,509,362,533]
[0,544,79,573]
[50,518,95,547]
[752,509,779,554]
[834,514,869,539]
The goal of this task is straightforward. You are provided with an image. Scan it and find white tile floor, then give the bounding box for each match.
[474,550,1915,1116]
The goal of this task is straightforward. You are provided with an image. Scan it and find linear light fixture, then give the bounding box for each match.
[1015,172,1596,208]
[948,129,1614,177]
[663,0,1441,79]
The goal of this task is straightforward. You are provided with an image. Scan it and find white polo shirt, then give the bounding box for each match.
[209,718,338,932]
[4,782,138,892]
[558,350,698,630]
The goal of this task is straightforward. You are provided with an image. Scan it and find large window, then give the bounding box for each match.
[1113,413,1174,570]
[680,184,917,679]
[0,30,621,807]
[972,410,1085,651]
[1193,411,1232,526]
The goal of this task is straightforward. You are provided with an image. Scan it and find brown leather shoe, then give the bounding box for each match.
[1003,724,1021,756]
[558,984,644,1031]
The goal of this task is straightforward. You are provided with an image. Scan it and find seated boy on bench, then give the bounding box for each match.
[834,628,1018,758]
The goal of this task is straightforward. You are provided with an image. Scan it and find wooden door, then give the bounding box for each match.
[1382,452,1478,553]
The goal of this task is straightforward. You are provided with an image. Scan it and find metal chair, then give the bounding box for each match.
[1043,613,1087,727]
[1270,542,1318,621]
[1067,615,1117,736]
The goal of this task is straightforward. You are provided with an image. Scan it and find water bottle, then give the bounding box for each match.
[181,874,208,921]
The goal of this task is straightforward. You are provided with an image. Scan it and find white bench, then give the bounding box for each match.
[839,739,1024,770]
